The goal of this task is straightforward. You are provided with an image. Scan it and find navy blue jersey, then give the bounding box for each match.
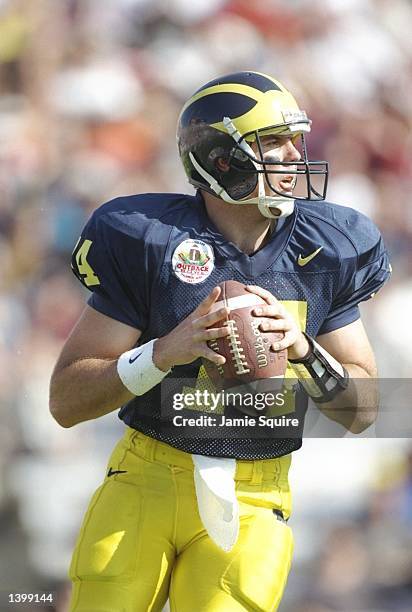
[71,191,391,459]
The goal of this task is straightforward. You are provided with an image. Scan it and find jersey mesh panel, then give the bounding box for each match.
[119,266,337,459]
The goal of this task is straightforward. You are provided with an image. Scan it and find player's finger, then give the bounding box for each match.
[259,318,292,332]
[253,303,286,318]
[201,346,226,365]
[246,284,278,305]
[193,323,229,342]
[200,326,230,342]
[194,306,229,329]
[194,286,222,316]
[271,330,294,351]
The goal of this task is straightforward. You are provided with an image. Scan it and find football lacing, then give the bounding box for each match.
[226,319,250,375]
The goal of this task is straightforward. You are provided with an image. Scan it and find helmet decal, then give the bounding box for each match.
[194,71,283,94]
[180,92,257,127]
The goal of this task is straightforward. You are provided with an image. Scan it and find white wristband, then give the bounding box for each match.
[117,339,170,396]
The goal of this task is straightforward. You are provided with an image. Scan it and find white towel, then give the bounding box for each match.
[192,454,239,552]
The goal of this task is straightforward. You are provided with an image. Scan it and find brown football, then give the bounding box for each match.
[203,280,288,391]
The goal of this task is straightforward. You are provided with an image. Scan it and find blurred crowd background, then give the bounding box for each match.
[0,0,411,610]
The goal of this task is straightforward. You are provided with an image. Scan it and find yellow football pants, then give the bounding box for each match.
[69,428,294,612]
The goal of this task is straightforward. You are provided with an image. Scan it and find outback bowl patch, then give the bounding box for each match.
[172,239,214,284]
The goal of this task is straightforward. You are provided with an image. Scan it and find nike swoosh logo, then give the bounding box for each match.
[129,351,142,364]
[107,467,127,477]
[297,246,323,266]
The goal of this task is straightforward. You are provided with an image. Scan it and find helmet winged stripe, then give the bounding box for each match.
[193,71,284,94]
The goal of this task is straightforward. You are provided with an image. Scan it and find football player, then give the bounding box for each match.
[50,71,391,611]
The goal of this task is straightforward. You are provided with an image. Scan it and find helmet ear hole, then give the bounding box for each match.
[215,157,230,172]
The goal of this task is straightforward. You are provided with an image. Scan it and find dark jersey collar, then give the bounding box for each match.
[193,190,297,277]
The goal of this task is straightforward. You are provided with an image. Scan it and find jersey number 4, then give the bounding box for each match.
[72,239,100,286]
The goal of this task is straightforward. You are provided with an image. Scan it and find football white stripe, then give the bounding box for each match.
[212,293,266,312]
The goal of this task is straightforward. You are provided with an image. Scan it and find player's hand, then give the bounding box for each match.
[153,286,230,371]
[246,285,309,360]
